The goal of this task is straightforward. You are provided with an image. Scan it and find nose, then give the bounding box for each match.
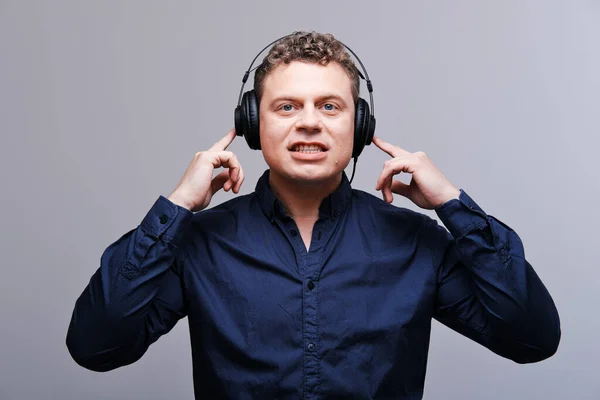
[294,105,322,133]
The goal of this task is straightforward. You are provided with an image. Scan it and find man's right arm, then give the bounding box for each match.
[66,128,245,371]
[66,195,193,372]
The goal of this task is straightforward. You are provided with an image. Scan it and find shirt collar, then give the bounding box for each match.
[255,169,352,223]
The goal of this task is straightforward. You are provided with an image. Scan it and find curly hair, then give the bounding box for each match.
[253,31,360,104]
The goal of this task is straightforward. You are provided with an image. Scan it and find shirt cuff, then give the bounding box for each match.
[140,195,193,246]
[434,190,489,238]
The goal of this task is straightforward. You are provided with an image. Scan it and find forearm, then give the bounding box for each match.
[434,190,561,362]
[66,196,193,371]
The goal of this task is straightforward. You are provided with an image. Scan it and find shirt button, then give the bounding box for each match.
[307,342,316,351]
[307,280,315,290]
[290,229,298,237]
[159,214,168,224]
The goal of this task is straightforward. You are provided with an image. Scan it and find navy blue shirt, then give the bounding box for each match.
[66,169,560,399]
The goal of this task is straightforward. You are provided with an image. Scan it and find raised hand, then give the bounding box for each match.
[167,128,244,212]
[372,136,460,209]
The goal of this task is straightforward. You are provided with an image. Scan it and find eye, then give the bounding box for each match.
[322,103,337,111]
[280,104,294,112]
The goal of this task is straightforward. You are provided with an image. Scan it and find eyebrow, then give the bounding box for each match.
[269,93,348,106]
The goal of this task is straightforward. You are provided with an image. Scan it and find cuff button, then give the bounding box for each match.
[159,214,168,224]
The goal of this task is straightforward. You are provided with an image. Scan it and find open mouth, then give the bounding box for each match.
[290,145,327,153]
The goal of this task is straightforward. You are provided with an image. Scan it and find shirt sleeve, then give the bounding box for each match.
[66,195,193,371]
[429,189,561,363]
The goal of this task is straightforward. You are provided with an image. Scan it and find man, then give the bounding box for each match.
[66,31,560,399]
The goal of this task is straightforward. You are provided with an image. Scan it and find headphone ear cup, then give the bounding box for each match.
[242,90,261,150]
[366,115,376,146]
[353,98,370,158]
[234,104,245,138]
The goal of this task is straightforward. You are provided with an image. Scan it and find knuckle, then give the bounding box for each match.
[197,152,210,162]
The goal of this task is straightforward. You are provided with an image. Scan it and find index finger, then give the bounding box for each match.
[372,136,411,158]
[209,128,237,151]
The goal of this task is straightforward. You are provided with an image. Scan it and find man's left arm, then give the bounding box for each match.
[430,190,560,363]
[371,135,560,363]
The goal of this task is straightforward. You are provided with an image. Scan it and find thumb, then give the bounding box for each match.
[197,171,230,212]
[391,180,411,198]
[210,170,230,195]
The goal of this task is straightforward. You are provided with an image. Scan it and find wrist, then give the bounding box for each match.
[446,188,461,202]
[436,188,461,208]
[167,192,193,211]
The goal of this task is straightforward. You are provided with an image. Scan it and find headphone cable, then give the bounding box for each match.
[349,157,358,185]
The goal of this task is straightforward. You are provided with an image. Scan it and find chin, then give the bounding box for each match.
[287,166,342,185]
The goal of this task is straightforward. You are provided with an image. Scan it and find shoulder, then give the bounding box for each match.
[188,192,257,234]
[350,188,448,237]
[351,189,430,222]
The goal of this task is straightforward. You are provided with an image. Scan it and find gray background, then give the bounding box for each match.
[1,1,598,399]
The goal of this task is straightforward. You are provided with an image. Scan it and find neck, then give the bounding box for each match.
[269,171,342,220]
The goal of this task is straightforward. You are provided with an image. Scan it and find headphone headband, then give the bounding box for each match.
[236,33,375,117]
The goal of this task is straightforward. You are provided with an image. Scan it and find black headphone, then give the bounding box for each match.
[234,33,376,160]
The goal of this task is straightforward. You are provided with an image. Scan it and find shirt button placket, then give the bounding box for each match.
[286,219,322,398]
[303,262,321,396]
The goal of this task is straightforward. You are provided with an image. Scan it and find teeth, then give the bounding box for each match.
[293,145,324,152]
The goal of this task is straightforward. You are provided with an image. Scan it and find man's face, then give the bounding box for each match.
[259,61,355,186]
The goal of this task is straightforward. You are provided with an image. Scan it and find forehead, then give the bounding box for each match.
[261,61,353,100]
